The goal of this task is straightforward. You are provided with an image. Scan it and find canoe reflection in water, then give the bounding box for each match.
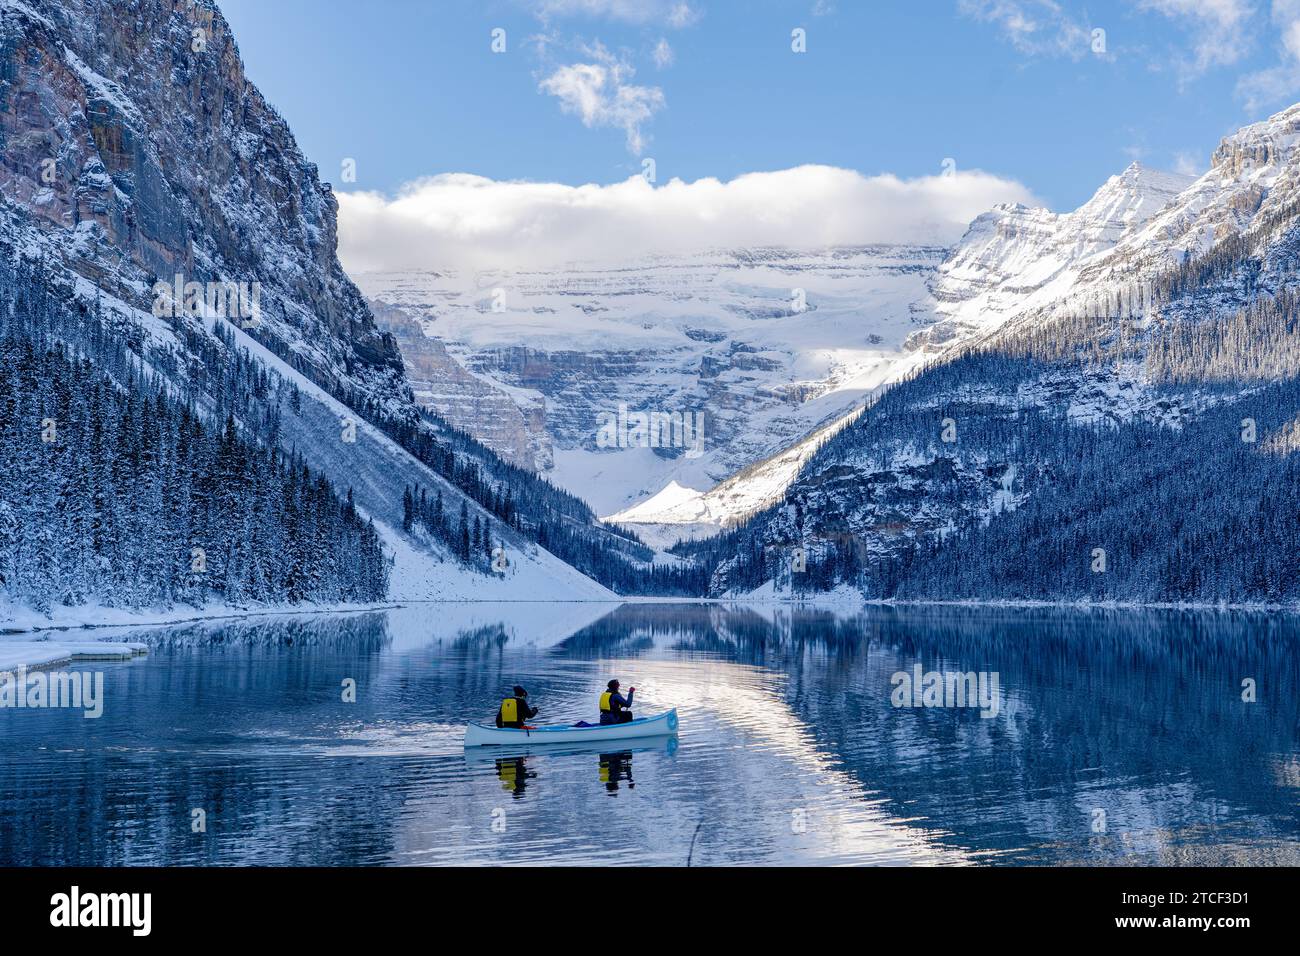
[471,735,677,799]
[495,756,537,797]
[599,751,634,794]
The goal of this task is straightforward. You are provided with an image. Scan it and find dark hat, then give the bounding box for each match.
[607,679,620,690]
[513,685,527,697]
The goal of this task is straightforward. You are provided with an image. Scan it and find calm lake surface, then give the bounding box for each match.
[2,602,1298,866]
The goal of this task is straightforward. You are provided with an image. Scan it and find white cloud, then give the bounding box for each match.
[959,0,1094,58]
[335,166,1040,275]
[538,44,665,153]
[1238,0,1300,108]
[1139,0,1255,80]
[652,37,674,68]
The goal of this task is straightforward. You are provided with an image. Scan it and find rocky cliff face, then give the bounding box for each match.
[0,0,621,602]
[1083,104,1300,300]
[0,0,403,406]
[371,298,545,468]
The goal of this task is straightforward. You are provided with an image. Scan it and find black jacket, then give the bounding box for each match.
[496,696,538,728]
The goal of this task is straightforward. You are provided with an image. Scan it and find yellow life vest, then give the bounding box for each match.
[599,692,613,712]
[496,759,517,790]
[500,697,518,722]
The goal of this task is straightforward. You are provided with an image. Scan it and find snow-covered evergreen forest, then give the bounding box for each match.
[9,216,1300,610]
[377,406,708,594]
[678,284,1300,604]
[0,258,388,613]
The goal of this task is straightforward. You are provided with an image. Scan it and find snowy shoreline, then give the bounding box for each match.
[0,600,405,639]
[0,641,149,673]
[8,590,1297,634]
[4,591,1296,668]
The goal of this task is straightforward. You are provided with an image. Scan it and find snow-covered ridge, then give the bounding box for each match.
[1095,105,1300,282]
[0,0,403,410]
[920,162,1195,349]
[976,101,1300,337]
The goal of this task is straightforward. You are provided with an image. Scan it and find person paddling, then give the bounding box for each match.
[496,685,538,729]
[598,680,635,725]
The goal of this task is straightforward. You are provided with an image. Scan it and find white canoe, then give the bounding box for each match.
[464,708,679,747]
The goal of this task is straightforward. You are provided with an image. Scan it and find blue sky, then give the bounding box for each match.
[218,0,1300,213]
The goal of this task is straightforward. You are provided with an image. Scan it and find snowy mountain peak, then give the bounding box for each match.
[1070,98,1300,305]
[1076,162,1196,231]
[919,162,1193,349]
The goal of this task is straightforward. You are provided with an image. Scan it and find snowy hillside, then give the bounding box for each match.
[605,402,863,549]
[680,102,1300,604]
[0,0,621,624]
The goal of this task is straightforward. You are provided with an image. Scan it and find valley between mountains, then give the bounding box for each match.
[3,0,1300,626]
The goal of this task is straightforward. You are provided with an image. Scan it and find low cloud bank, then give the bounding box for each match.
[336,165,1039,274]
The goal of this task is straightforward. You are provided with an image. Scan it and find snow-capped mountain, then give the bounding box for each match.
[0,0,623,617]
[357,163,1196,543]
[689,102,1300,603]
[1074,103,1300,318]
[0,0,402,406]
[956,103,1300,348]
[356,246,947,519]
[920,162,1195,348]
